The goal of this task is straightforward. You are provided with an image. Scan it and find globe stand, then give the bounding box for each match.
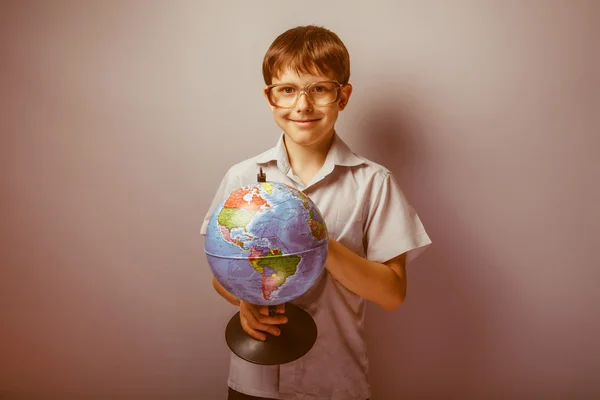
[225,303,317,365]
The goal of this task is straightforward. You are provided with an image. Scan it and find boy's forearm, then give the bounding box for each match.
[325,239,406,311]
[212,276,241,306]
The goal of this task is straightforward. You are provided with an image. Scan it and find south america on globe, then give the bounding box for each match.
[204,179,328,306]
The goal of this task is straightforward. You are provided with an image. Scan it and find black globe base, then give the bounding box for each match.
[225,303,317,365]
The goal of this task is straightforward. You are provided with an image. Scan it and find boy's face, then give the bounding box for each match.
[264,68,352,150]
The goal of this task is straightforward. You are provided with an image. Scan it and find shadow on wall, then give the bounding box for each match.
[355,91,499,398]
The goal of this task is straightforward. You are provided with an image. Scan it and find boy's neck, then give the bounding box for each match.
[283,131,334,185]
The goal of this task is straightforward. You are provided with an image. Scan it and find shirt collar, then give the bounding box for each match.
[255,132,365,168]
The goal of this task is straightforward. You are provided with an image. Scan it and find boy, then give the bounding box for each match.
[200,25,432,400]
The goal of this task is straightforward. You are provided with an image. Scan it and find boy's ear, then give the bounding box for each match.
[263,87,275,112]
[338,83,353,111]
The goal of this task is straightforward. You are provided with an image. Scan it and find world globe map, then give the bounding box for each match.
[205,181,329,306]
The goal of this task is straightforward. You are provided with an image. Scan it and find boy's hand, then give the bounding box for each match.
[239,302,287,341]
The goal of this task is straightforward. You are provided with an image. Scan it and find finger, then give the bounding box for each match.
[258,306,269,316]
[245,313,282,337]
[240,314,266,341]
[253,307,287,325]
[258,305,285,317]
[242,306,283,336]
[242,304,264,324]
[255,312,288,325]
[250,305,287,325]
[268,305,285,317]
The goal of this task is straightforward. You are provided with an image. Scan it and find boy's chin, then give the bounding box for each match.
[284,129,333,147]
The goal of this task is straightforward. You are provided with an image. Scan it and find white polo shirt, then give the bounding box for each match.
[200,132,432,400]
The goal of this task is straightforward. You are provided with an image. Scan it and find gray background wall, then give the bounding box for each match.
[1,1,598,399]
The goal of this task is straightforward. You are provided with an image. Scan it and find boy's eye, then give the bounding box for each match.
[311,84,333,93]
[277,86,296,94]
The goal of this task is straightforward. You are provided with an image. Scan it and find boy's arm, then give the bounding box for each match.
[325,238,407,311]
[212,276,241,306]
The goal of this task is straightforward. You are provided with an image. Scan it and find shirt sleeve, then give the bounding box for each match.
[200,168,238,236]
[363,171,432,265]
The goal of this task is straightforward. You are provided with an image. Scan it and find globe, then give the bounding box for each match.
[204,179,328,307]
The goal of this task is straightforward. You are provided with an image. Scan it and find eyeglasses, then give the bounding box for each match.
[265,80,344,108]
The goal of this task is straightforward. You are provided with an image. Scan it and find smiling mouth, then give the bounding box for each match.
[289,119,320,122]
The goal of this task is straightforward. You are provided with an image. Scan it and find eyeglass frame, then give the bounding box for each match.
[264,80,346,108]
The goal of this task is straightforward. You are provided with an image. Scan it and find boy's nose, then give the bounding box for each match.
[295,92,313,112]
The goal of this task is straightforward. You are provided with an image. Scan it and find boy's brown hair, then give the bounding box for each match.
[262,25,351,85]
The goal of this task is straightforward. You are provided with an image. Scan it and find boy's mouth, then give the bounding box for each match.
[288,118,320,122]
[288,118,320,128]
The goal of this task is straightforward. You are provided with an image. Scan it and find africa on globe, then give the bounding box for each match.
[204,179,328,306]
